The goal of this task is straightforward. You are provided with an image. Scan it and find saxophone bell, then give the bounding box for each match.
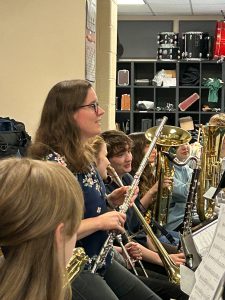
[65,247,89,284]
[197,124,225,221]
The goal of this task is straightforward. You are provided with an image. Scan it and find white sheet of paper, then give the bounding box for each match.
[180,265,196,295]
[189,205,225,300]
[203,186,217,200]
[192,219,218,257]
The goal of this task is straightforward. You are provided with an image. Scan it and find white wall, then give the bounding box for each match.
[96,0,118,131]
[0,0,86,137]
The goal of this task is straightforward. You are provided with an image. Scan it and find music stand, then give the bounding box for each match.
[212,168,225,199]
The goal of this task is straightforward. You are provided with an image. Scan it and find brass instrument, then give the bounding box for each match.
[146,125,192,226]
[107,126,183,284]
[91,116,168,273]
[66,247,89,283]
[197,124,225,221]
[109,166,181,284]
[132,203,180,284]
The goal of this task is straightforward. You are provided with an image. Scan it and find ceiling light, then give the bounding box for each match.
[117,0,145,5]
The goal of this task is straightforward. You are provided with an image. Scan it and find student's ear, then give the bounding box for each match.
[55,223,65,251]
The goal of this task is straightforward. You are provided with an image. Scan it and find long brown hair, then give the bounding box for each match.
[128,132,155,198]
[0,158,83,300]
[29,80,94,172]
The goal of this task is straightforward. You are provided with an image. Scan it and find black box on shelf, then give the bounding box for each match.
[141,119,152,131]
[117,69,129,86]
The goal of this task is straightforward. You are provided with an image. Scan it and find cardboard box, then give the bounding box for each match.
[179,116,194,130]
[164,70,176,78]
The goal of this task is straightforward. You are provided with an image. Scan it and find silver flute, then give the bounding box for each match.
[91,116,168,273]
[91,177,134,273]
[107,165,148,278]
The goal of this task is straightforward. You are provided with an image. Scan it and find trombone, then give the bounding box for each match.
[108,120,183,284]
[108,163,181,284]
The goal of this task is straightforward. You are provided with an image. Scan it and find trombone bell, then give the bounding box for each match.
[145,125,192,147]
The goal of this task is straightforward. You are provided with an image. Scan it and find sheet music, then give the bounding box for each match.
[192,219,218,257]
[189,204,225,300]
[180,265,195,295]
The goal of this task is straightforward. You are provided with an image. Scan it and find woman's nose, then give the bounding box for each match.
[98,105,105,115]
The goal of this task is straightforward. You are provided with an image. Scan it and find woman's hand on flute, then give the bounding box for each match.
[107,186,139,208]
[97,211,126,233]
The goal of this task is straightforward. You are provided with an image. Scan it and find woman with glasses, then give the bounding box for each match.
[29,79,161,300]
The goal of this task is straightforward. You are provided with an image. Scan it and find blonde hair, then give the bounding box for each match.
[88,135,106,164]
[0,158,83,300]
[209,113,225,126]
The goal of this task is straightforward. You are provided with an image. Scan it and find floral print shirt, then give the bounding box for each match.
[46,151,113,275]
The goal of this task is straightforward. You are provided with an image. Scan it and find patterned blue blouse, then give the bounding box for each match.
[46,151,113,275]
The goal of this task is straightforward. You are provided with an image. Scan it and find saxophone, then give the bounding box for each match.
[66,247,89,283]
[197,124,225,221]
[91,116,168,274]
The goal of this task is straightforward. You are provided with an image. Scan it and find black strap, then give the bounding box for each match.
[151,219,177,246]
[136,201,177,245]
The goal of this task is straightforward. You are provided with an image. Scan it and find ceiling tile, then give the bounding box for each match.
[118,5,153,15]
[118,0,225,16]
[190,0,225,3]
[150,4,192,15]
[192,4,225,15]
[146,0,190,4]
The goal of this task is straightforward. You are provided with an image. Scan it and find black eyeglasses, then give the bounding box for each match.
[78,102,99,114]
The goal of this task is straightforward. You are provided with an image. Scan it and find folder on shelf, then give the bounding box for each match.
[121,94,131,110]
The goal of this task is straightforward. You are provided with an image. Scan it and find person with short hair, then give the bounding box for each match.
[0,158,83,300]
[128,132,171,210]
[101,130,186,269]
